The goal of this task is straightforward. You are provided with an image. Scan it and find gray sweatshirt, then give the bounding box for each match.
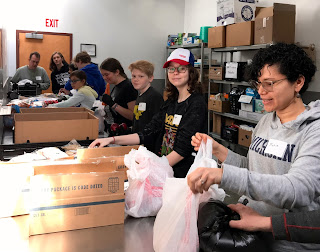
[11,65,50,91]
[220,100,320,251]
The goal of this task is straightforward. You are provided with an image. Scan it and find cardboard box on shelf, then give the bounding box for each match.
[196,69,219,94]
[238,128,253,147]
[208,26,226,48]
[29,162,125,236]
[20,107,93,114]
[209,67,224,80]
[14,112,98,144]
[239,95,254,112]
[208,99,231,113]
[217,0,256,26]
[212,113,222,135]
[239,109,264,121]
[226,21,254,47]
[254,3,296,45]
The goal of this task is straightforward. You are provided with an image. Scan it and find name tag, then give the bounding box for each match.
[138,102,146,111]
[172,114,182,126]
[265,139,287,158]
[36,76,42,81]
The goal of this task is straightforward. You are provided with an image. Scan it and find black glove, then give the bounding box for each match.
[102,94,115,107]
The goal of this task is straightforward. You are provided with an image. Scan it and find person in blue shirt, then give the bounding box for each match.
[60,51,105,98]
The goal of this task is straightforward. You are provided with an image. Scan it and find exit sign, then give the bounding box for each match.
[46,19,59,27]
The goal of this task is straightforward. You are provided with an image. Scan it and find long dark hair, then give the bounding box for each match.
[100,58,127,79]
[49,52,68,71]
[165,66,202,100]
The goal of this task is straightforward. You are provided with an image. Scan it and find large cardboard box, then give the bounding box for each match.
[0,163,34,218]
[208,99,231,113]
[226,21,254,47]
[0,160,116,218]
[238,128,253,147]
[20,107,93,114]
[254,3,296,45]
[208,26,226,48]
[217,0,256,26]
[77,145,140,180]
[29,162,124,235]
[14,112,98,144]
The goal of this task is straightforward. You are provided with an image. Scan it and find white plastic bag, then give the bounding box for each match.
[153,139,225,252]
[124,146,174,217]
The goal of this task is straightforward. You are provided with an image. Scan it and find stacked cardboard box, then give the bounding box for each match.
[14,111,99,144]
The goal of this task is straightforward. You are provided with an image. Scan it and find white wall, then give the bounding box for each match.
[1,0,185,79]
[184,0,320,92]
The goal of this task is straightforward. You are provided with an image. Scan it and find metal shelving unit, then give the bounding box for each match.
[212,80,250,87]
[211,111,259,124]
[207,44,271,150]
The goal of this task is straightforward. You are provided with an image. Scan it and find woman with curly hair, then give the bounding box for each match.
[187,43,320,251]
[90,48,207,178]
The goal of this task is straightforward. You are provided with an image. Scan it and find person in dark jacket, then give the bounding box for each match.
[49,52,70,94]
[129,60,164,151]
[60,51,105,98]
[89,48,207,178]
[228,203,320,244]
[99,58,138,131]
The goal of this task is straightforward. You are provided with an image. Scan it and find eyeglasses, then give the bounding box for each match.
[70,79,81,83]
[167,66,188,73]
[249,78,287,92]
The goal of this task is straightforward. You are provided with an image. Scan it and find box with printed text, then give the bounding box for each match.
[29,162,124,235]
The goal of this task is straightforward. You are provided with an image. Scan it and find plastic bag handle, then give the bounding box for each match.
[198,138,213,159]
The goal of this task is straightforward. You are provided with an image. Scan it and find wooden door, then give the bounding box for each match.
[16,30,72,93]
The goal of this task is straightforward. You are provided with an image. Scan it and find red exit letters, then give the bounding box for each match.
[46,19,59,27]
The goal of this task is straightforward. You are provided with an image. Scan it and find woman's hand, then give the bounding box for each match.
[191,133,211,151]
[187,167,223,194]
[191,132,220,152]
[228,204,272,232]
[89,138,113,148]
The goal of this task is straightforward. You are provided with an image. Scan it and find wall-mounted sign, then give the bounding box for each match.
[46,19,59,28]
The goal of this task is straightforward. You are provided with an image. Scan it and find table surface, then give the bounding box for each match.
[0,215,156,252]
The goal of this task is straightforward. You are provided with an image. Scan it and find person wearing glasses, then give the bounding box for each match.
[90,48,207,178]
[187,43,320,251]
[48,70,97,109]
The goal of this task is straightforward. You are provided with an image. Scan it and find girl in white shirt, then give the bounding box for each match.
[49,70,98,109]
